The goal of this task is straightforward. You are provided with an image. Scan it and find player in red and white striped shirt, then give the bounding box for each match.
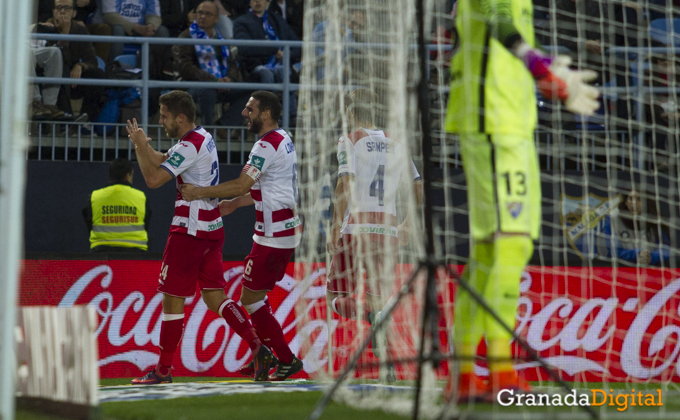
[126,90,271,385]
[180,91,303,381]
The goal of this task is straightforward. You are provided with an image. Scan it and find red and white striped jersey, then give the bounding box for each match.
[337,128,420,240]
[160,127,224,241]
[242,128,301,249]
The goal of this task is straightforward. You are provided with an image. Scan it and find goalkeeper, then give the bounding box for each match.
[444,0,599,404]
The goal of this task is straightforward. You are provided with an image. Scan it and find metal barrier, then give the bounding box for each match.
[28,33,680,170]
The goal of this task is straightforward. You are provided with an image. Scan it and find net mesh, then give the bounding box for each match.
[294,0,680,418]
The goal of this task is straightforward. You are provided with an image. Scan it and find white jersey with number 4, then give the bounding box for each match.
[242,128,302,249]
[337,128,420,239]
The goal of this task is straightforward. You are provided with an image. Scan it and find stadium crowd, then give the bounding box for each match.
[29,0,304,134]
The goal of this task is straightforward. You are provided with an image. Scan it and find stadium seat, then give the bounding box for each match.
[649,18,680,47]
[113,54,137,68]
[96,56,106,71]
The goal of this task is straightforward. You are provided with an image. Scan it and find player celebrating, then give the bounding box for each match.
[180,91,304,381]
[326,88,422,360]
[444,0,599,403]
[126,91,272,384]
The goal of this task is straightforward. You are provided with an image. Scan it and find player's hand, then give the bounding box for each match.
[218,200,236,216]
[547,56,600,116]
[126,118,150,148]
[179,184,201,201]
[521,47,600,116]
[326,226,341,254]
[638,250,652,266]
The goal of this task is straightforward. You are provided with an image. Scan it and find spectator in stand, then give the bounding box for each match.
[267,0,303,40]
[311,8,365,80]
[83,158,150,252]
[161,0,233,39]
[596,190,671,266]
[29,44,66,120]
[43,0,115,61]
[38,0,106,122]
[173,0,249,129]
[233,0,300,121]
[99,0,170,77]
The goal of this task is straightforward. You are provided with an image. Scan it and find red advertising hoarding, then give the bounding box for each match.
[18,260,680,382]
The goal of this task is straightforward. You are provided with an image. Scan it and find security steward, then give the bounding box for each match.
[83,158,150,252]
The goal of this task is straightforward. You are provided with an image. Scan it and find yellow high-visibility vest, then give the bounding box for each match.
[90,184,148,250]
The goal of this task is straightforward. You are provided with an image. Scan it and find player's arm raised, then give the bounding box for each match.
[127,119,172,189]
[483,0,600,116]
[180,172,255,201]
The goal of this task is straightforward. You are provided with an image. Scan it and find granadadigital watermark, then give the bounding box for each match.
[498,389,663,411]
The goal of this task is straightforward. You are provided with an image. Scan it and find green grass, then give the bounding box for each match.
[15,378,680,420]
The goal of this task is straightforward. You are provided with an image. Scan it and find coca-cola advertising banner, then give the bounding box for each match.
[18,260,680,382]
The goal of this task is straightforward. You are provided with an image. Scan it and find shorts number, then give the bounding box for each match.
[369,164,385,206]
[159,263,169,285]
[244,259,253,277]
[501,171,527,196]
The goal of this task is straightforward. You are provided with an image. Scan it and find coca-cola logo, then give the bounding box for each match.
[56,263,337,377]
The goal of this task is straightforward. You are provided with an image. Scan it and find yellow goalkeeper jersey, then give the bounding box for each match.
[445,0,537,135]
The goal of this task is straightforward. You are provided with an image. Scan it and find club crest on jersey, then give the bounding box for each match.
[168,153,185,168]
[251,156,265,170]
[338,151,347,165]
[507,202,523,219]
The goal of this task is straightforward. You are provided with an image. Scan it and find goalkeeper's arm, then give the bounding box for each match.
[482,0,600,116]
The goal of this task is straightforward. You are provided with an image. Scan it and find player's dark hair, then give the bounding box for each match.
[109,158,133,183]
[346,88,378,125]
[251,91,282,122]
[159,90,196,123]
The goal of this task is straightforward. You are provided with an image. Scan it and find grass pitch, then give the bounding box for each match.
[15,377,680,420]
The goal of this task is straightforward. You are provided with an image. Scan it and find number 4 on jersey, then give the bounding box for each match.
[369,164,385,206]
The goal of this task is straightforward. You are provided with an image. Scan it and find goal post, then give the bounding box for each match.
[0,0,34,419]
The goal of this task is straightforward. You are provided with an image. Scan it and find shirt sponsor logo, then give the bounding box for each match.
[356,226,398,237]
[338,151,347,165]
[251,156,265,170]
[284,217,301,229]
[168,153,186,168]
[207,220,224,231]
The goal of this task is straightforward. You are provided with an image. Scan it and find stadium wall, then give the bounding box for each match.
[25,161,256,257]
[25,162,676,266]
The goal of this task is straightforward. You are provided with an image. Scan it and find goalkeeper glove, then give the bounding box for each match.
[519,45,600,116]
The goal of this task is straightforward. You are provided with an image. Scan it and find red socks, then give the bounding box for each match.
[219,299,260,351]
[156,314,185,377]
[249,305,294,364]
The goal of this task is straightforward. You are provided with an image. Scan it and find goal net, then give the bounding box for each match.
[294,0,680,418]
[293,0,453,417]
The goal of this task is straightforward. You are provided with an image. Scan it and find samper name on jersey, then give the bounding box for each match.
[365,141,394,153]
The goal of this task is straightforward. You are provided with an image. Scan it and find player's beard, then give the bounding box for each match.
[164,120,180,138]
[247,114,263,134]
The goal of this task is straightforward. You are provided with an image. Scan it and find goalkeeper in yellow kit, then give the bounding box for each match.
[444,0,599,403]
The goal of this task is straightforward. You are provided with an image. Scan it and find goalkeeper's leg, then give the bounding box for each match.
[447,240,493,402]
[483,234,533,395]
